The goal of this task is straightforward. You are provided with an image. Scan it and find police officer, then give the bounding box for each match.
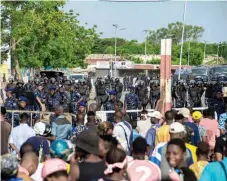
[136,80,148,109]
[188,80,201,107]
[114,78,123,101]
[104,90,117,123]
[125,86,139,120]
[34,82,47,111]
[105,76,111,92]
[46,86,62,112]
[4,88,19,126]
[173,80,187,108]
[212,90,225,118]
[13,80,24,99]
[43,77,49,93]
[95,79,108,110]
[5,77,16,90]
[78,79,89,103]
[58,85,70,112]
[123,74,128,91]
[150,80,160,109]
[71,87,82,114]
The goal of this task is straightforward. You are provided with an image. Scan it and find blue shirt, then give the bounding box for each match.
[219,112,227,131]
[132,129,141,142]
[184,122,200,146]
[146,124,161,155]
[51,115,72,140]
[200,157,227,181]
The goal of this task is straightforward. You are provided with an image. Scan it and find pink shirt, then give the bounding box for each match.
[127,160,161,181]
[200,118,220,149]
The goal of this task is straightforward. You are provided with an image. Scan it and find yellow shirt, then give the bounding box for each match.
[189,161,208,179]
[186,143,198,163]
[155,125,170,145]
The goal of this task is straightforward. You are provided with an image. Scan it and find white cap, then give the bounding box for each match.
[169,122,186,133]
[148,111,162,119]
[178,108,190,118]
[34,122,46,135]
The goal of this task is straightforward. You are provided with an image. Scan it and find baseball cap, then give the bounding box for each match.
[169,122,186,134]
[148,111,162,119]
[192,111,202,120]
[178,108,190,118]
[18,96,28,102]
[108,90,117,95]
[42,158,67,179]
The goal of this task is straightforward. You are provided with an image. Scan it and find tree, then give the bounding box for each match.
[1,1,97,79]
[148,22,205,44]
[104,46,114,54]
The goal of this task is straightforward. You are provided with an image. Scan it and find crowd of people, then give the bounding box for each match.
[1,73,227,181]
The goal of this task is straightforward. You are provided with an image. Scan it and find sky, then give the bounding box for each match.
[64,1,227,43]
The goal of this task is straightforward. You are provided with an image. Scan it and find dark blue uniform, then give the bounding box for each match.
[125,92,139,120]
[104,99,116,123]
[71,91,81,114]
[46,92,62,112]
[4,96,19,126]
[34,89,47,111]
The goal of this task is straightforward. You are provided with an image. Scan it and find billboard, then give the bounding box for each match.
[96,61,110,69]
[114,61,134,69]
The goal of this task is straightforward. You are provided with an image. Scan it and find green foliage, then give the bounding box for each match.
[148,22,205,44]
[104,46,114,54]
[146,59,160,64]
[1,1,97,78]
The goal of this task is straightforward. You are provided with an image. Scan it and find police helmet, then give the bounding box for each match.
[115,78,120,83]
[34,78,40,84]
[17,80,24,86]
[24,83,33,91]
[50,77,56,84]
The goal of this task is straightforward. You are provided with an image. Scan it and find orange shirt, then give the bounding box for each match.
[155,125,170,145]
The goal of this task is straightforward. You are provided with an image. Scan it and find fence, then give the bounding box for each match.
[7,107,208,127]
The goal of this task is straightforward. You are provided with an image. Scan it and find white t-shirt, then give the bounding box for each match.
[9,123,35,154]
[137,118,152,138]
[113,121,132,153]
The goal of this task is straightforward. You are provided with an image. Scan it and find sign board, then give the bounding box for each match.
[114,61,134,69]
[96,61,110,69]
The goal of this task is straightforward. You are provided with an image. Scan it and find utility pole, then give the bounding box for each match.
[178,0,187,80]
[203,40,208,63]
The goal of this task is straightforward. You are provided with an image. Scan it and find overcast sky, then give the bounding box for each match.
[64,1,227,43]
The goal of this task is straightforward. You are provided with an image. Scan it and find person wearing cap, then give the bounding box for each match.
[26,122,52,162]
[192,111,206,142]
[46,86,62,112]
[150,122,197,180]
[9,113,36,155]
[104,90,117,123]
[4,87,19,126]
[145,111,162,154]
[77,101,86,115]
[70,129,106,181]
[1,154,19,180]
[42,158,68,181]
[178,108,200,146]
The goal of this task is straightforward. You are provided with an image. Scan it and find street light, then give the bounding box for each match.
[112,24,126,77]
[143,29,152,64]
[178,0,187,80]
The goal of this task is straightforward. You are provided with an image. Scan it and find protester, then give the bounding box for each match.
[200,137,227,181]
[156,110,174,145]
[17,152,39,181]
[166,139,197,181]
[27,122,52,162]
[1,154,19,181]
[130,120,141,142]
[78,102,87,115]
[84,103,102,125]
[189,142,209,180]
[214,120,227,161]
[19,142,36,159]
[97,121,114,136]
[49,106,72,141]
[200,108,220,149]
[145,111,162,153]
[70,129,106,181]
[102,147,127,181]
[86,111,98,129]
[192,111,206,142]
[113,111,132,154]
[136,109,151,137]
[218,105,227,134]
[71,113,87,142]
[1,106,11,155]
[9,113,36,155]
[42,158,68,181]
[127,137,161,181]
[178,108,192,122]
[150,122,197,180]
